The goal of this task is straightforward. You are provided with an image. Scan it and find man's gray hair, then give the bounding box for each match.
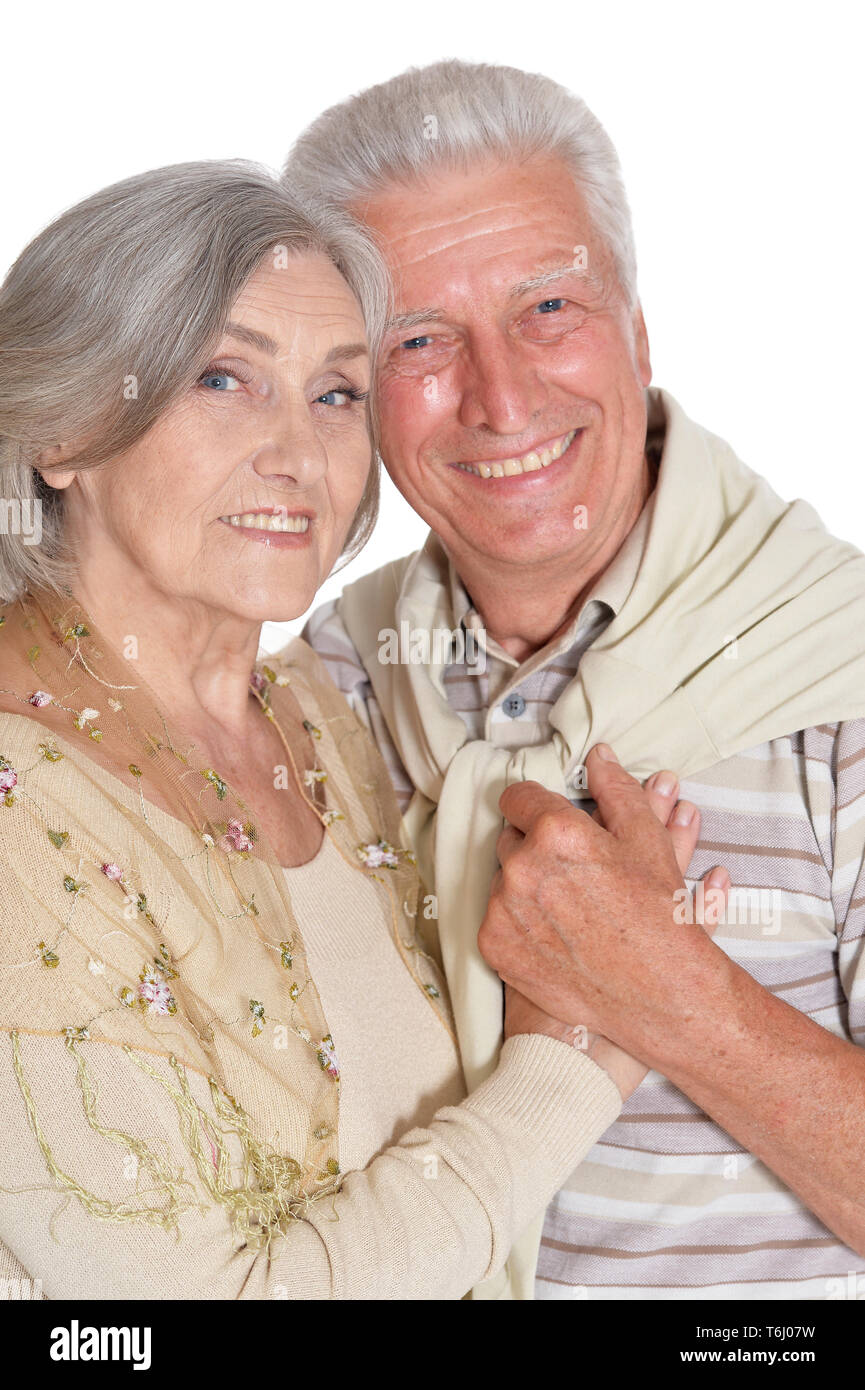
[0,160,389,602]
[283,58,638,309]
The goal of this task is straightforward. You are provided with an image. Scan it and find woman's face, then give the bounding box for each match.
[51,252,372,622]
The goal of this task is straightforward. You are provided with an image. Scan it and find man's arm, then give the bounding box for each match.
[479,739,865,1257]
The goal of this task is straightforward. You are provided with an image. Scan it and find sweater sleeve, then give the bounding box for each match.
[0,1028,620,1300]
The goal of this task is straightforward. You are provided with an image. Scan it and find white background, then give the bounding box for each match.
[3,0,863,651]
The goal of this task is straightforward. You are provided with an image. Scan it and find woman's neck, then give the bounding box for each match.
[70,559,264,745]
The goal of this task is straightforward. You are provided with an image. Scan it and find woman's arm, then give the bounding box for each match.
[0,1027,620,1300]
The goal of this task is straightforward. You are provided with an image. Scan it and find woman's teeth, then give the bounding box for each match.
[221,512,310,532]
[455,429,577,478]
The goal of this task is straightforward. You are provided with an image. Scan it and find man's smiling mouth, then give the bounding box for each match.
[452,428,578,478]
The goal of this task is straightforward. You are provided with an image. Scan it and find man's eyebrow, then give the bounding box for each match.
[383,267,608,336]
[509,265,607,300]
[384,308,450,335]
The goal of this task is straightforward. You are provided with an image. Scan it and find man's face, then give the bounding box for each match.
[356,156,652,572]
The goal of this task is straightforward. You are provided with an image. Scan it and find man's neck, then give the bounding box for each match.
[453,451,654,665]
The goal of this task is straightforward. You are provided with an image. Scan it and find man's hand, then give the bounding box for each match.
[481,743,730,1064]
[499,756,729,1097]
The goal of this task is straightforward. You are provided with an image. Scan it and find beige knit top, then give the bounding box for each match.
[0,620,623,1301]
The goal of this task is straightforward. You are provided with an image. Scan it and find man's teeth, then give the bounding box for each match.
[455,429,577,478]
[222,512,310,533]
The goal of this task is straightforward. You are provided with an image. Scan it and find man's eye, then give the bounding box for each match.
[400,335,434,350]
[536,299,566,314]
[199,370,242,391]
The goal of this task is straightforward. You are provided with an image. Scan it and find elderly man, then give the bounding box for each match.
[284,60,865,1300]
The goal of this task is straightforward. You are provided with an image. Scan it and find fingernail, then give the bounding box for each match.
[706,867,728,889]
[672,801,695,826]
[595,743,618,762]
[651,772,677,797]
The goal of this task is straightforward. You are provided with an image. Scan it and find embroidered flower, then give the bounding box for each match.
[107,698,123,712]
[63,1025,90,1042]
[279,941,293,970]
[249,671,267,694]
[302,719,322,740]
[316,1034,340,1081]
[275,674,290,687]
[303,769,327,787]
[63,874,84,895]
[288,982,300,1002]
[119,986,135,1007]
[322,810,345,826]
[64,623,90,641]
[101,862,123,881]
[39,741,63,762]
[424,983,441,999]
[201,832,215,848]
[249,999,266,1038]
[356,839,400,870]
[202,768,228,800]
[28,690,53,708]
[0,758,18,795]
[37,940,59,968]
[72,706,100,730]
[219,817,255,854]
[137,970,177,1016]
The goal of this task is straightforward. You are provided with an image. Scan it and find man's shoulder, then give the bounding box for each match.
[303,550,420,695]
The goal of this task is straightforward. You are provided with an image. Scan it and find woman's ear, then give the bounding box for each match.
[34,444,76,491]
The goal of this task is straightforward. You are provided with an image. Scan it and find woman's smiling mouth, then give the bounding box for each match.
[217,508,313,544]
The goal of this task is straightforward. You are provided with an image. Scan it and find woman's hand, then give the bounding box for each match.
[500,765,730,1100]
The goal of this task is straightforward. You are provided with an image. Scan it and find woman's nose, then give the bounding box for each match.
[250,411,328,488]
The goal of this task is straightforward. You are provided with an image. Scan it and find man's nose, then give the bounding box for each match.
[457,334,547,434]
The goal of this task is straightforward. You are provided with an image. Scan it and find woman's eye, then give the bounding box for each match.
[536,299,566,314]
[316,389,356,407]
[200,370,242,392]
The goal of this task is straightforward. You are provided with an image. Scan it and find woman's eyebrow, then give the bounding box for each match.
[323,342,369,364]
[225,321,279,355]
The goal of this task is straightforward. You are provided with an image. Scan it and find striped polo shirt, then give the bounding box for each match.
[304,484,865,1301]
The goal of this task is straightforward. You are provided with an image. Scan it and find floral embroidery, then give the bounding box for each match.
[424,983,441,999]
[63,874,84,895]
[101,862,123,881]
[47,829,69,849]
[28,690,52,708]
[279,942,293,970]
[302,719,321,740]
[288,982,300,1002]
[128,764,142,778]
[322,810,345,826]
[63,1025,90,1042]
[316,1034,340,1081]
[39,741,63,762]
[249,671,267,694]
[356,839,400,870]
[137,965,177,1016]
[0,757,18,801]
[249,999,266,1038]
[219,818,255,854]
[64,623,90,640]
[202,768,228,800]
[37,940,59,968]
[313,1122,333,1141]
[303,769,327,788]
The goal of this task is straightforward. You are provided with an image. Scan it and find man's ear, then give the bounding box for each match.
[34,444,76,491]
[632,301,652,387]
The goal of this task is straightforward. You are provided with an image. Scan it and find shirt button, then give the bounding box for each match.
[502,692,527,719]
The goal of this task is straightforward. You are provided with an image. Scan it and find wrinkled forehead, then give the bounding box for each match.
[351,155,616,312]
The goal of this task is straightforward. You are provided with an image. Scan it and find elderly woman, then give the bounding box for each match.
[0,162,707,1300]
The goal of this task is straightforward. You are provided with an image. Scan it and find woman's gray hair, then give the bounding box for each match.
[283,58,638,310]
[0,160,389,602]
